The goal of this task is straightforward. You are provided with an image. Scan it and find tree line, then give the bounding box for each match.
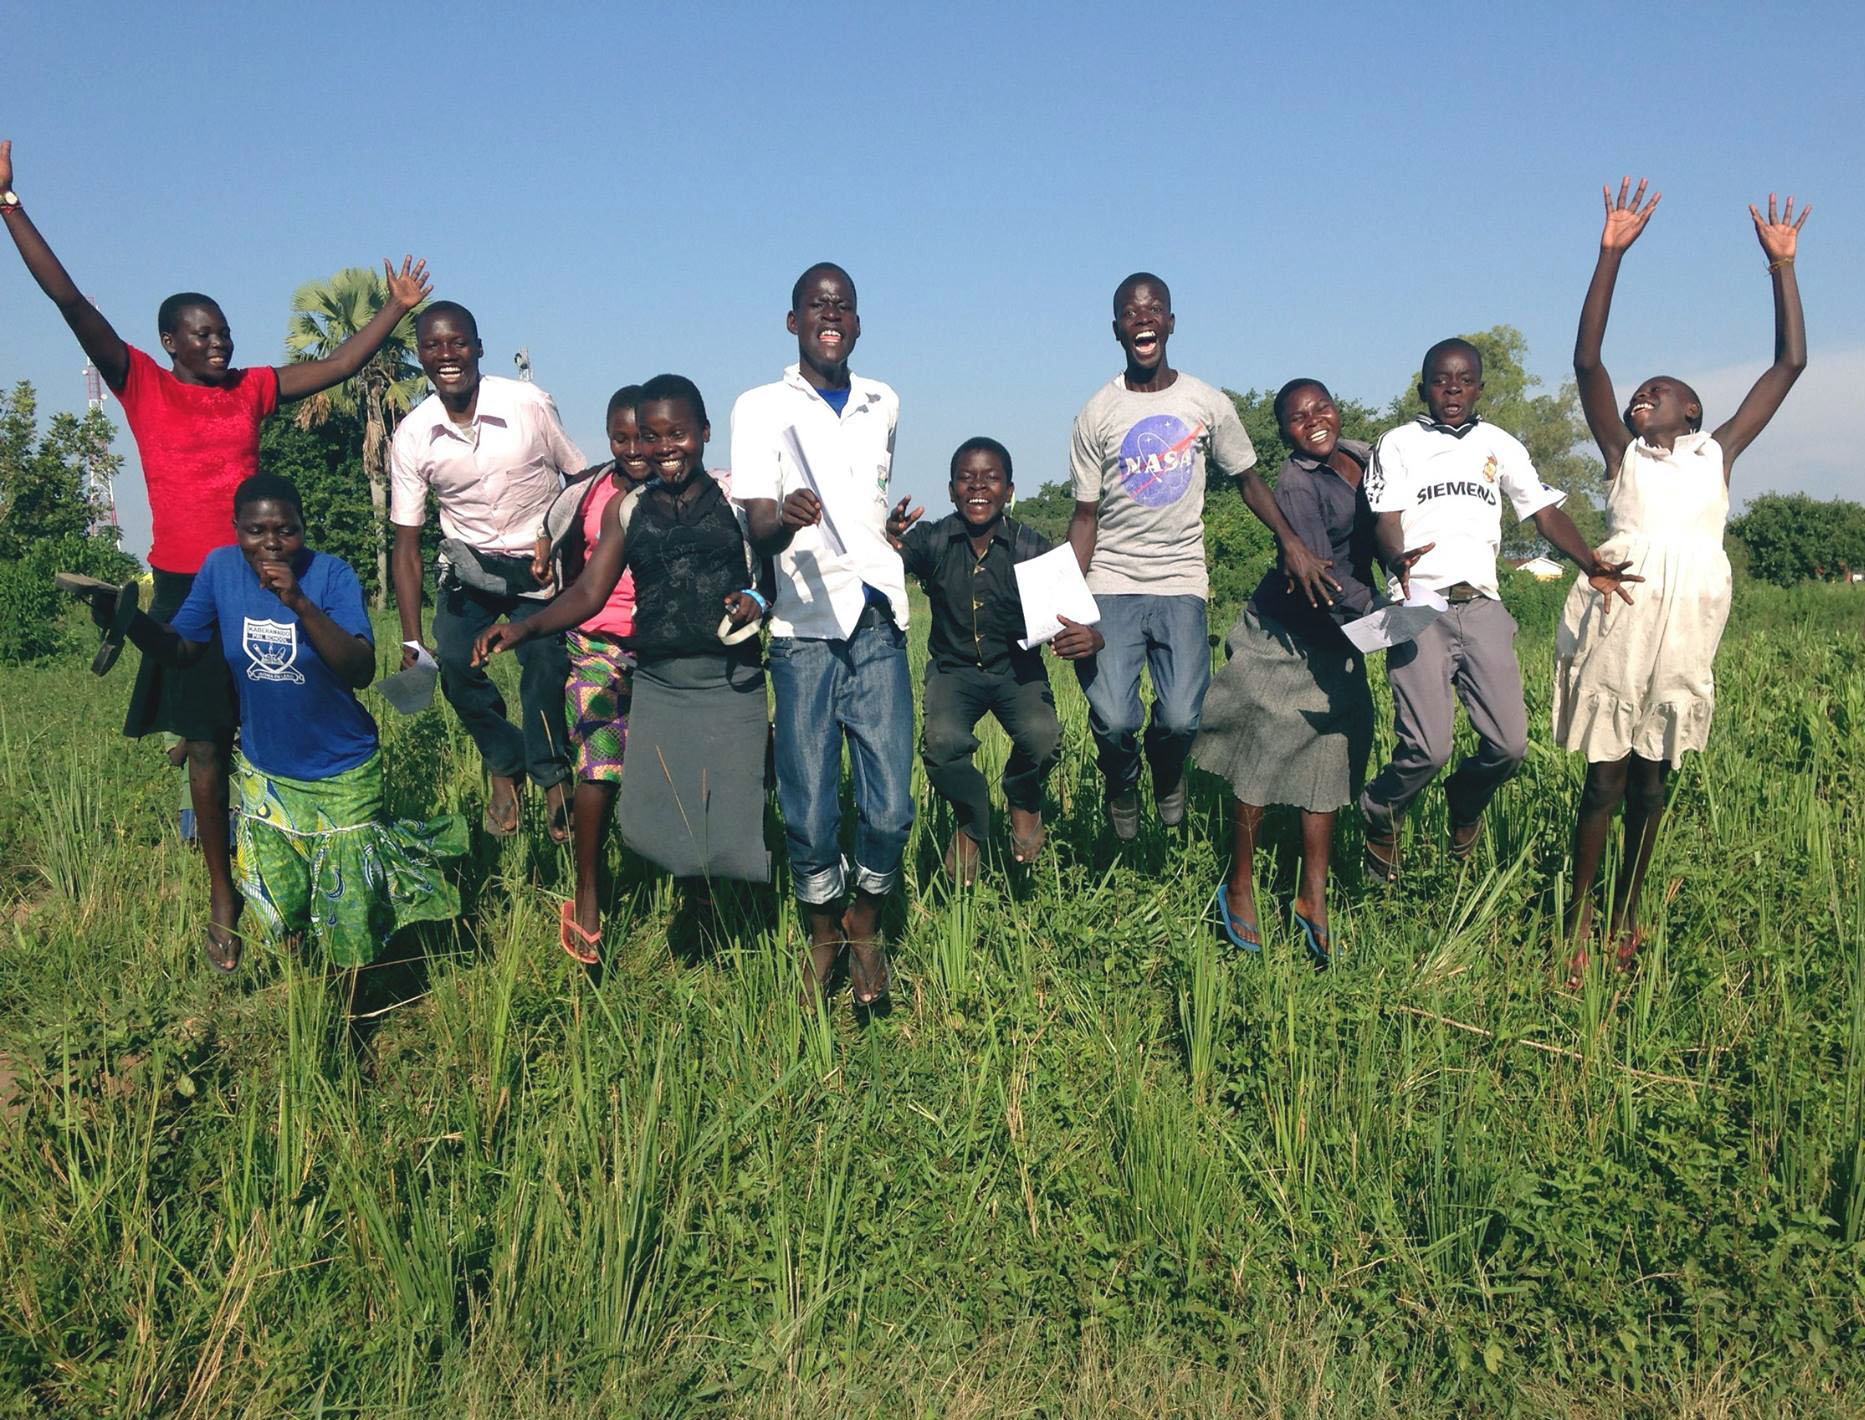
[0,307,1857,665]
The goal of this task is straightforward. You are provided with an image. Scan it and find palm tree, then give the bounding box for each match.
[285,268,426,605]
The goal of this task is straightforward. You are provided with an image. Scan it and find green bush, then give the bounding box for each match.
[0,533,143,666]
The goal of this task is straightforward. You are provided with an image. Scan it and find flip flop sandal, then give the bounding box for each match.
[482,789,523,838]
[1293,910,1332,968]
[202,923,242,974]
[1010,824,1047,864]
[1448,820,1482,863]
[1214,883,1261,954]
[56,573,140,676]
[545,787,573,845]
[1614,930,1644,973]
[559,900,601,965]
[849,942,893,1008]
[1563,945,1589,991]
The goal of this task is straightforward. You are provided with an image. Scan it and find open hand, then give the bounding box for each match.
[472,622,530,667]
[884,495,923,547]
[1587,553,1642,616]
[1280,538,1342,607]
[781,488,823,531]
[256,559,303,609]
[722,591,763,629]
[0,140,13,192]
[1050,615,1103,660]
[1749,193,1810,265]
[1391,542,1436,601]
[1600,176,1661,253]
[383,255,432,311]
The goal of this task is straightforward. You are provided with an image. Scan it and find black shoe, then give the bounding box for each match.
[1155,777,1187,829]
[1106,790,1140,841]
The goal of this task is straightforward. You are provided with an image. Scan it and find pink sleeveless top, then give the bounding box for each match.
[578,475,637,640]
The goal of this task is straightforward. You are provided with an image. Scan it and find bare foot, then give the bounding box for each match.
[843,895,891,1007]
[798,904,843,1009]
[484,775,522,837]
[203,890,243,973]
[1009,807,1046,864]
[944,830,982,887]
[544,781,571,844]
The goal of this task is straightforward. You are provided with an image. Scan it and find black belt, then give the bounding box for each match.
[1442,582,1484,604]
[853,599,895,632]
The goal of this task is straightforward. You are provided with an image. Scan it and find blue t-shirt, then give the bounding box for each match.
[170,545,378,780]
[816,385,851,417]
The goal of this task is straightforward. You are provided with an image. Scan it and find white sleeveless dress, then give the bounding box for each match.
[1552,432,1731,767]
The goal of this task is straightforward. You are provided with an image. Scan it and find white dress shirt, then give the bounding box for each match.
[389,375,586,557]
[729,364,907,640]
[1366,416,1565,599]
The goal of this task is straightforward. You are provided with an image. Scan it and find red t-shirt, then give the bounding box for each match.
[115,345,281,573]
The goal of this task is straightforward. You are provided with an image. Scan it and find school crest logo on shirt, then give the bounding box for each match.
[1481,454,1498,483]
[242,617,304,684]
[1117,415,1204,508]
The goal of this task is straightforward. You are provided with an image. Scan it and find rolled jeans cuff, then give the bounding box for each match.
[851,860,900,898]
[792,857,848,907]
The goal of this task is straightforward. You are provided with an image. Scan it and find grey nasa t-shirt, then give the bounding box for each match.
[1069,372,1256,598]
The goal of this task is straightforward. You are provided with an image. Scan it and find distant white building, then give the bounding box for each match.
[1507,556,1565,580]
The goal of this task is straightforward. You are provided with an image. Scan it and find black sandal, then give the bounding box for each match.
[1363,833,1399,884]
[202,923,242,974]
[56,573,140,676]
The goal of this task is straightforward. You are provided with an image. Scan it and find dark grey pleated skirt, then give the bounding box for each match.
[617,650,772,883]
[1191,604,1373,812]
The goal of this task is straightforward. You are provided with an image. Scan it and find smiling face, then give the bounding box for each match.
[1420,346,1483,427]
[234,498,305,575]
[788,268,860,383]
[1113,278,1174,373]
[607,404,651,486]
[161,303,235,386]
[416,311,483,404]
[950,448,1012,531]
[638,396,709,486]
[1279,383,1342,460]
[1624,375,1701,440]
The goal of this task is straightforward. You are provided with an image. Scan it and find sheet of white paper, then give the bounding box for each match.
[402,640,438,672]
[374,640,441,715]
[1340,587,1449,654]
[1014,545,1102,650]
[779,426,848,557]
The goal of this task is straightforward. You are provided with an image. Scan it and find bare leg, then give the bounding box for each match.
[1565,757,1629,944]
[1292,809,1336,933]
[188,735,242,968]
[572,780,616,938]
[1225,800,1265,932]
[1609,754,1670,942]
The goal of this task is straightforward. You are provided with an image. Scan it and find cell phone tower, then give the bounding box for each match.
[81,295,119,534]
[514,347,533,382]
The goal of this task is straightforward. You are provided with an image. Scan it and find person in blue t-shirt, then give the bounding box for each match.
[88,473,465,977]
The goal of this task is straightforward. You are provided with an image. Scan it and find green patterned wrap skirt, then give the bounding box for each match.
[233,749,468,966]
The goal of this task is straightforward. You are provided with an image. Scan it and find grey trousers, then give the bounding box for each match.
[1360,595,1528,836]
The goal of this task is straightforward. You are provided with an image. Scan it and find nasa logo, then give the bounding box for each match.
[1117,415,1204,508]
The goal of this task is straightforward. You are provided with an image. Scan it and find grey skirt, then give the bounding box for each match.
[617,650,772,883]
[1191,604,1373,812]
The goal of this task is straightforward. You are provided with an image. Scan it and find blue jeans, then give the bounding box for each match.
[768,622,915,905]
[1073,593,1211,797]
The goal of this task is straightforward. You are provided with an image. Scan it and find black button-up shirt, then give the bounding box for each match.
[1250,439,1380,649]
[898,513,1053,674]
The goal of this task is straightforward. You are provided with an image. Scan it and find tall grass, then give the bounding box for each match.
[0,585,1861,1416]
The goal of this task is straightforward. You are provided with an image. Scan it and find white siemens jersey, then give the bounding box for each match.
[1365,416,1564,599]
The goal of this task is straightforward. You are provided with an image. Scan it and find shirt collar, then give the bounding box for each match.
[1413,413,1483,439]
[426,376,515,439]
[1635,429,1714,460]
[1285,438,1371,478]
[782,363,879,413]
[938,511,1016,547]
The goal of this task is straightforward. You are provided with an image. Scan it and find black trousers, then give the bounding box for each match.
[431,581,571,789]
[920,662,1062,842]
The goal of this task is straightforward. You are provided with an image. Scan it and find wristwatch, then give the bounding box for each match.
[0,191,20,213]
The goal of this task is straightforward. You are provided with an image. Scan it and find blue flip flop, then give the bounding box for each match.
[1293,910,1331,968]
[1215,884,1261,954]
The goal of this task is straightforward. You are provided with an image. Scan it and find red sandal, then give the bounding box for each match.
[559,900,601,965]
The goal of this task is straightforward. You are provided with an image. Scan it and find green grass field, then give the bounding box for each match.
[1,580,1862,1417]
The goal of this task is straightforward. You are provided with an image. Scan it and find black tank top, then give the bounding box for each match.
[623,473,750,659]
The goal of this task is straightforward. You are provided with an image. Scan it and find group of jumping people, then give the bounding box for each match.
[2,140,1811,1001]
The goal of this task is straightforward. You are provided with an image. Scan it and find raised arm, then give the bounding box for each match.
[0,141,130,389]
[474,492,630,663]
[275,257,431,402]
[1576,177,1661,470]
[1712,194,1810,471]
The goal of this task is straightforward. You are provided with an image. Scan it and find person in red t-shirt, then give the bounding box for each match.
[0,139,432,971]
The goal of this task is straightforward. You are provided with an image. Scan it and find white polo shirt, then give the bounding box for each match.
[1366,416,1564,600]
[729,364,907,640]
[389,375,586,557]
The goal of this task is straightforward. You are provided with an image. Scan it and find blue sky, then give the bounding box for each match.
[7,1,1861,560]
